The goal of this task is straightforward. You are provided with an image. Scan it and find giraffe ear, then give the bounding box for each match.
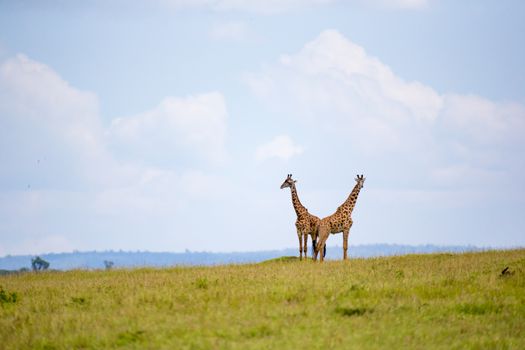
[293,180,297,184]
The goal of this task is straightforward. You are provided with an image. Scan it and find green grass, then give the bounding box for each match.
[259,255,300,263]
[1,249,524,349]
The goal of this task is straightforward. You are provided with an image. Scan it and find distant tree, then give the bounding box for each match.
[31,256,50,271]
[103,260,114,270]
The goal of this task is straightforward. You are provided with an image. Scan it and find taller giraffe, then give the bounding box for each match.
[280,174,321,260]
[314,174,365,262]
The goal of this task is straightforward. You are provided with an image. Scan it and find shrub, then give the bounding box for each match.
[195,277,209,289]
[0,286,18,305]
[334,306,370,317]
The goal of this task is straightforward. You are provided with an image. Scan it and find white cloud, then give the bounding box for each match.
[440,93,525,144]
[255,135,303,161]
[0,55,229,180]
[0,54,229,179]
[246,30,443,155]
[0,57,229,177]
[0,54,100,134]
[209,21,248,41]
[246,30,525,188]
[161,0,336,14]
[0,54,112,187]
[0,55,230,196]
[0,54,234,255]
[109,92,228,165]
[256,30,443,124]
[159,0,427,13]
[213,0,334,13]
[372,0,429,9]
[0,0,429,15]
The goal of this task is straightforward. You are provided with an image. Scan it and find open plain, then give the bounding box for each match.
[1,249,524,349]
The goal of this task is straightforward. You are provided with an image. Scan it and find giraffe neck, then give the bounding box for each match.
[290,184,307,216]
[339,183,362,215]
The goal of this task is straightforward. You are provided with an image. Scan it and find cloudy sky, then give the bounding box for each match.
[1,0,524,256]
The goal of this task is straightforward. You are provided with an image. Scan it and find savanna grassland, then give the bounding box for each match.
[1,249,524,349]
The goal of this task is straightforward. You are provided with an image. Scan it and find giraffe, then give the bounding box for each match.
[280,174,321,260]
[314,174,365,262]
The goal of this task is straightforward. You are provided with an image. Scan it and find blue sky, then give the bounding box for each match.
[1,0,524,256]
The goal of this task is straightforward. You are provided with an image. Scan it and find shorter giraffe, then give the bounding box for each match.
[280,174,320,260]
[314,174,365,262]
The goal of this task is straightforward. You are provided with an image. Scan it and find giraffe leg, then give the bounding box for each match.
[298,232,303,260]
[303,233,308,259]
[318,234,329,263]
[313,237,321,261]
[343,222,352,260]
[343,229,349,260]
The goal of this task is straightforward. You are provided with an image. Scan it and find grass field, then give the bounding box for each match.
[1,249,524,349]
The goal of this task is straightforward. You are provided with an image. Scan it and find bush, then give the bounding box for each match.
[0,286,18,305]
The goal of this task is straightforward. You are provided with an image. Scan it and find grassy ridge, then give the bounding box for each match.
[1,249,524,349]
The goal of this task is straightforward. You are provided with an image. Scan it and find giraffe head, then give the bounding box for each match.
[280,174,297,189]
[355,174,366,189]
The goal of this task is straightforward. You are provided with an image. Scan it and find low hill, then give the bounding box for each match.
[0,243,482,270]
[0,249,523,349]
